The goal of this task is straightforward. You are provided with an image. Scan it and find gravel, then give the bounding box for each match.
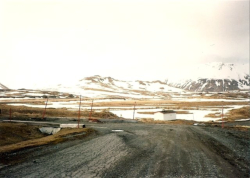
[0,122,249,178]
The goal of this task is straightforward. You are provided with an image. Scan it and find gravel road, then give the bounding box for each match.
[0,123,249,178]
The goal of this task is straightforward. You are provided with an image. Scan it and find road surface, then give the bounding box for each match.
[0,123,249,178]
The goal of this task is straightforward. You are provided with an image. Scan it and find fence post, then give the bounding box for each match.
[133,102,136,120]
[42,97,49,120]
[221,102,224,128]
[89,100,93,120]
[78,95,81,128]
[9,108,11,121]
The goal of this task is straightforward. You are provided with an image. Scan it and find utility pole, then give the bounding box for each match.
[78,95,81,128]
[221,102,224,128]
[42,96,49,120]
[133,102,136,120]
[9,108,11,121]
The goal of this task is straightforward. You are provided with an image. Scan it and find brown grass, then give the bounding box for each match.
[0,122,94,154]
[223,106,250,121]
[184,92,249,100]
[0,99,248,121]
[0,123,45,146]
[205,112,222,118]
[137,111,191,115]
[211,93,249,99]
[176,111,192,114]
[137,112,155,115]
[90,100,248,108]
[1,97,248,107]
[0,104,118,119]
[205,107,250,121]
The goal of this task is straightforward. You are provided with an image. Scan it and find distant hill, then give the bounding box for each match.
[53,75,184,99]
[0,83,9,90]
[11,62,248,95]
[166,62,249,92]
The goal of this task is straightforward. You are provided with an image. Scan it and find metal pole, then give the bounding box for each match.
[78,95,81,128]
[133,102,136,120]
[42,97,49,120]
[9,108,11,121]
[89,100,93,120]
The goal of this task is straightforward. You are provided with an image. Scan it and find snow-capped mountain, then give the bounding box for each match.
[0,83,9,90]
[166,62,249,92]
[78,76,181,92]
[52,62,249,97]
[55,75,183,99]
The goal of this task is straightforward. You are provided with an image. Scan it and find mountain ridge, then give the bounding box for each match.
[166,62,249,92]
[53,75,183,99]
[0,83,9,90]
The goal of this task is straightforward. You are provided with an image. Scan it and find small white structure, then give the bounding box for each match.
[39,127,61,135]
[154,110,176,121]
[60,124,85,128]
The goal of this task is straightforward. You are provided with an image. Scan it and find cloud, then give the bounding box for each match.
[0,0,249,88]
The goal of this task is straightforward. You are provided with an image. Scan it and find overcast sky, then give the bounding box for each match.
[0,0,249,89]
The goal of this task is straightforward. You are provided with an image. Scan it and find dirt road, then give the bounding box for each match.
[0,123,249,178]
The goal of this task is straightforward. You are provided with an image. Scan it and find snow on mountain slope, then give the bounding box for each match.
[0,83,9,90]
[54,75,183,99]
[78,75,183,92]
[167,62,249,92]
